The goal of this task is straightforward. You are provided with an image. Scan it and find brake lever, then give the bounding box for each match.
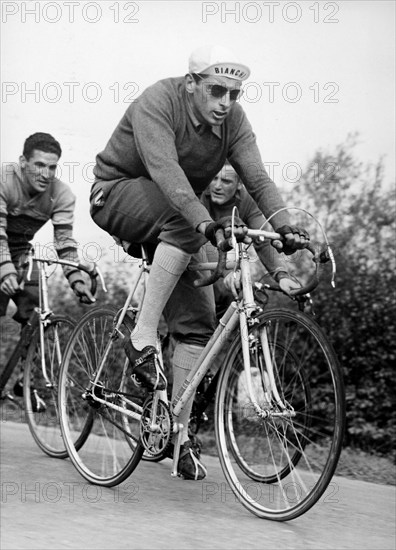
[94,264,108,293]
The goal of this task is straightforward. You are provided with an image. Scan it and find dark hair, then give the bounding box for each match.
[22,132,62,160]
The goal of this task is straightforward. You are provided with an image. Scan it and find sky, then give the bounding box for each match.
[1,0,395,257]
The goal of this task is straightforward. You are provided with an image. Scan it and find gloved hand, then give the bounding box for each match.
[204,216,250,251]
[223,270,241,296]
[272,225,310,255]
[0,273,20,296]
[70,280,96,304]
[275,272,302,296]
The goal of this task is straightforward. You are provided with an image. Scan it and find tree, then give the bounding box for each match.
[284,134,396,457]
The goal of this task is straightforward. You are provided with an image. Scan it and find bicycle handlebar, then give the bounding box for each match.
[24,253,107,297]
[192,228,331,297]
[280,242,329,297]
[192,229,228,288]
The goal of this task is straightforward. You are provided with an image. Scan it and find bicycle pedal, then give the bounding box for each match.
[33,403,47,413]
[32,390,47,413]
[0,391,16,402]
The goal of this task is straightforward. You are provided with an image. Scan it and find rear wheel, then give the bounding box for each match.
[215,307,345,521]
[24,315,75,458]
[58,306,145,486]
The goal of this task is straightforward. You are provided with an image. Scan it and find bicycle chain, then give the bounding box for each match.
[84,388,173,458]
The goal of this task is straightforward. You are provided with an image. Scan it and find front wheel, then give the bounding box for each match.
[215,307,345,521]
[24,315,75,458]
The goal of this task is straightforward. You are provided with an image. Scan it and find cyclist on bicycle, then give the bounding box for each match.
[201,160,302,316]
[90,44,309,480]
[0,132,95,399]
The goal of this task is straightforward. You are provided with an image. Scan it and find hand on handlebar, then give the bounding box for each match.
[276,273,302,296]
[272,225,310,256]
[71,281,96,304]
[223,270,241,295]
[204,216,251,251]
[0,273,20,296]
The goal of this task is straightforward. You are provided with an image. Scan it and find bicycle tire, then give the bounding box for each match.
[24,315,78,458]
[58,306,145,486]
[215,307,345,521]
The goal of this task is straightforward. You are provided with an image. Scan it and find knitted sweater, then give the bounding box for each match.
[0,163,81,284]
[92,76,289,231]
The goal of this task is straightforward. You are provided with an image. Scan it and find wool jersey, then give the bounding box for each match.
[0,163,81,283]
[93,76,289,231]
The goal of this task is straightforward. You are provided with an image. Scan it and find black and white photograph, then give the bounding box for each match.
[1,1,395,549]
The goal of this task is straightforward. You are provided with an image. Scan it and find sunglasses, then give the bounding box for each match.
[194,74,243,101]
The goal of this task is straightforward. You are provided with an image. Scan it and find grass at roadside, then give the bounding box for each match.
[335,447,395,486]
[197,431,395,487]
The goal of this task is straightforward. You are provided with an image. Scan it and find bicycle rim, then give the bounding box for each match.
[215,307,345,520]
[24,315,75,458]
[59,306,144,486]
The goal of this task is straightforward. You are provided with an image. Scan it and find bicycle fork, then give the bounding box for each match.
[29,259,55,390]
[239,315,296,419]
[238,251,295,419]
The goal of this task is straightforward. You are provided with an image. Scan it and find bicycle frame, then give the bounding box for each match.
[27,254,105,390]
[83,239,295,477]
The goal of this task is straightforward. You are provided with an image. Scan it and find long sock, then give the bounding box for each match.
[131,242,191,350]
[171,341,204,445]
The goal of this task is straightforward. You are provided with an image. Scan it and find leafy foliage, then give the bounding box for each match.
[285,134,396,458]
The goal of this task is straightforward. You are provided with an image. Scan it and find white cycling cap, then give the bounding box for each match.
[188,44,251,81]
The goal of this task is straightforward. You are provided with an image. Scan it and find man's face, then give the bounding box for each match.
[188,75,243,127]
[209,165,240,205]
[20,150,59,194]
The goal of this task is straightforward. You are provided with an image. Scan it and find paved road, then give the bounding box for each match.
[1,421,395,550]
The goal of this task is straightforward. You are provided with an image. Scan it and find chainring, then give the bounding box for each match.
[140,397,173,459]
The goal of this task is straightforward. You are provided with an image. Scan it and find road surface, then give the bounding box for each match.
[1,421,395,550]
